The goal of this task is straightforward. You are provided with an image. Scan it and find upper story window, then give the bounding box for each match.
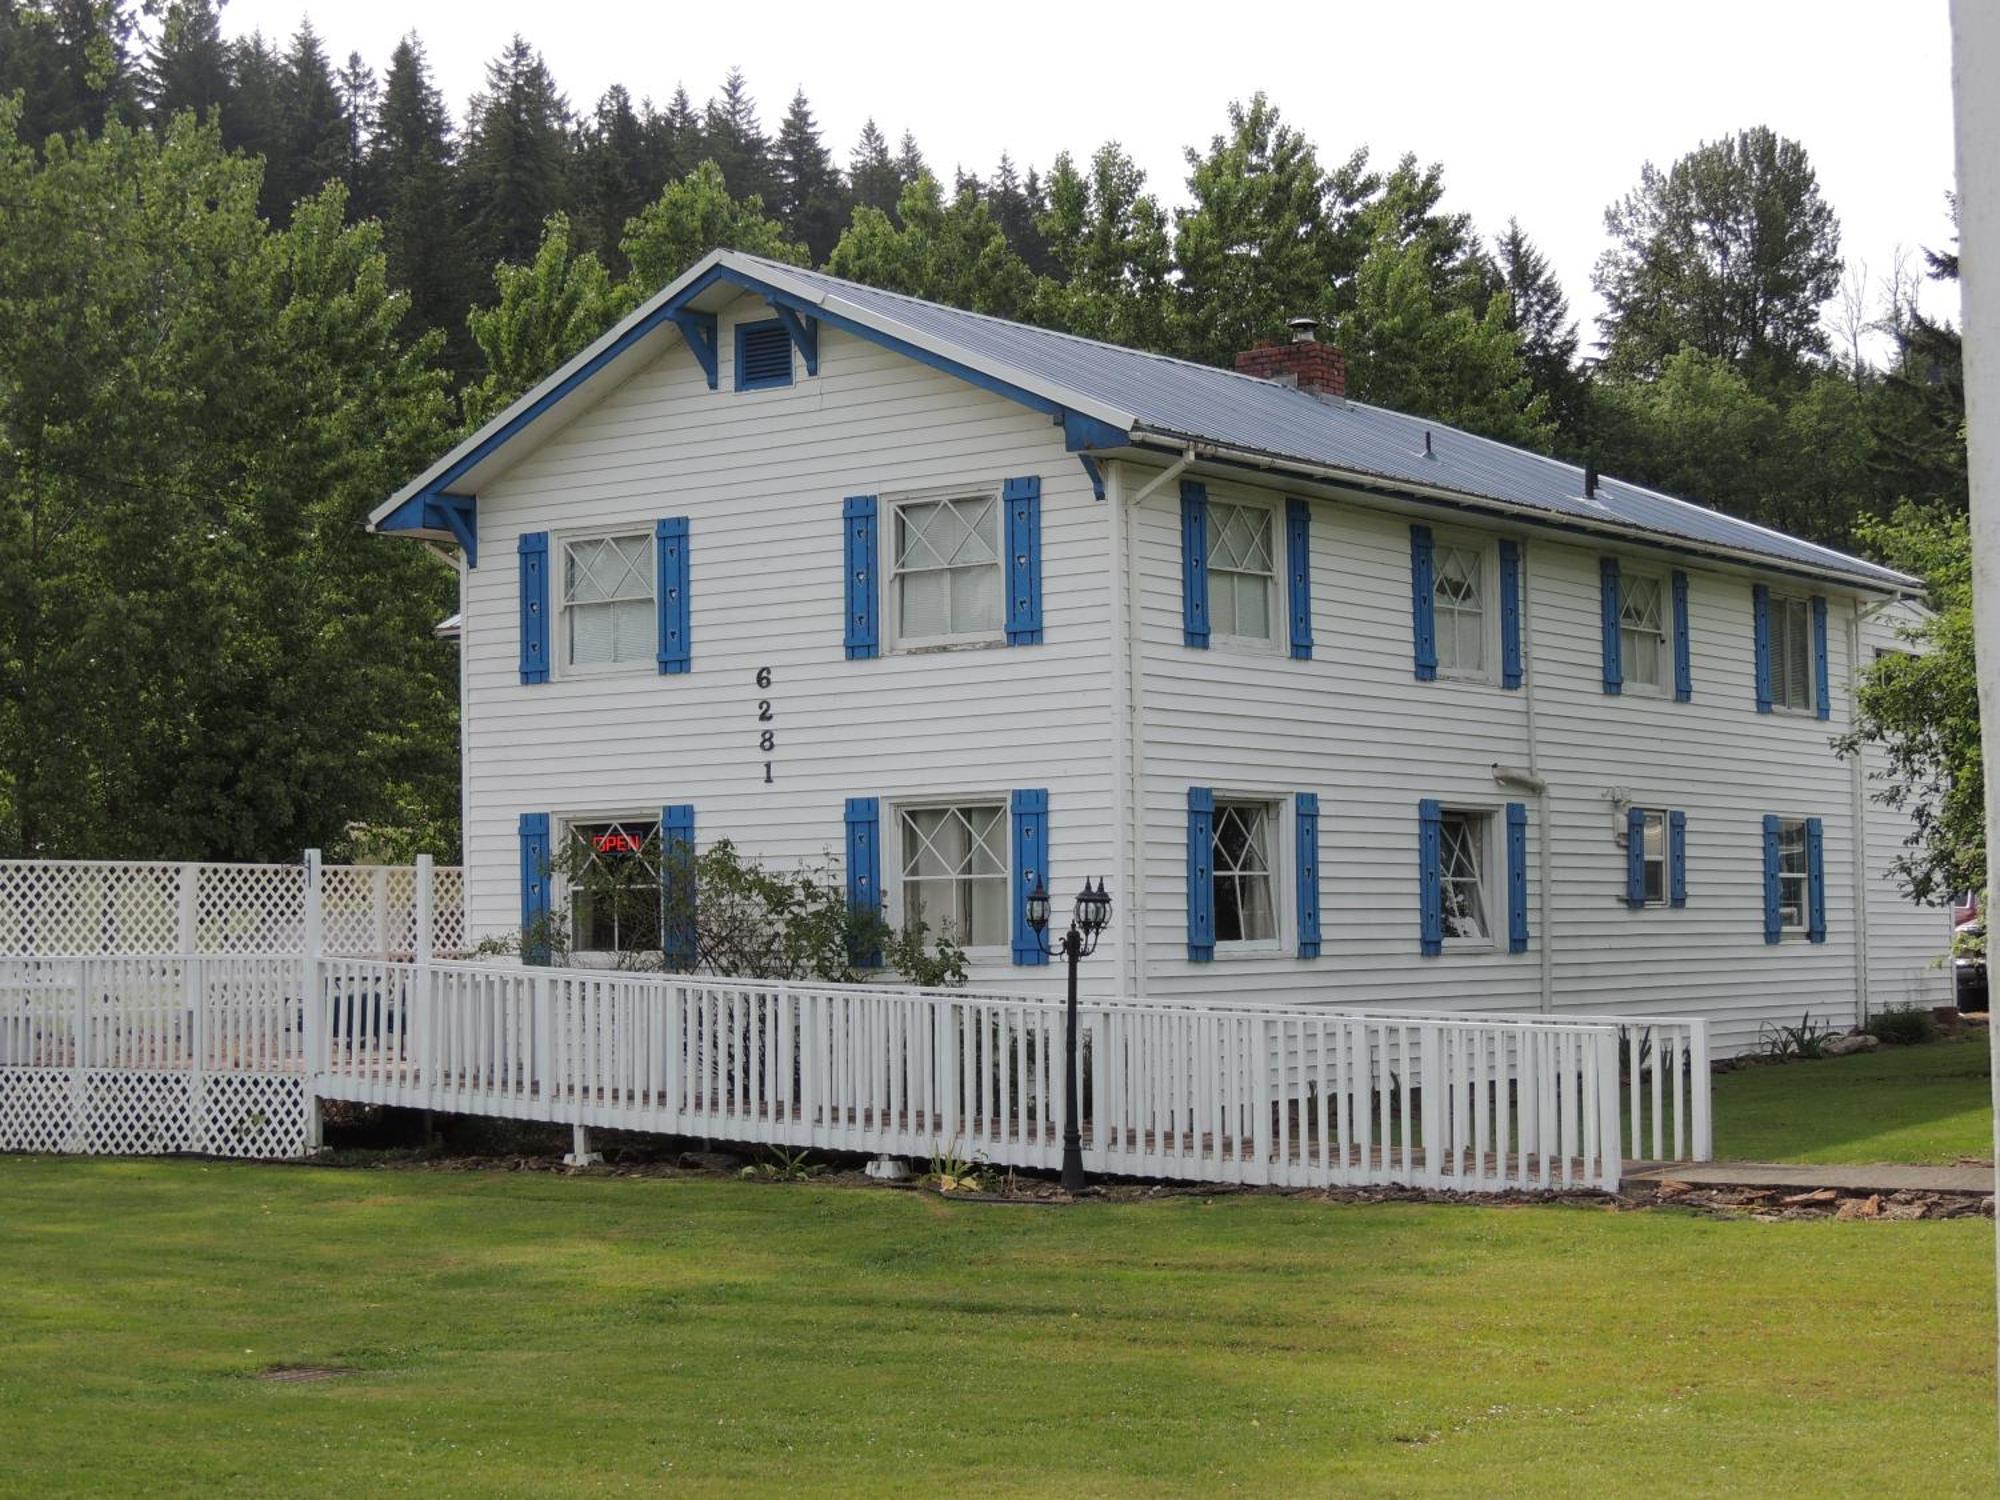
[562,532,655,670]
[1440,808,1490,942]
[898,801,1008,946]
[1207,501,1276,644]
[1212,799,1279,945]
[566,819,661,955]
[1434,543,1488,677]
[735,319,794,391]
[1774,816,1809,930]
[1768,595,1816,713]
[891,492,1003,647]
[1619,574,1668,690]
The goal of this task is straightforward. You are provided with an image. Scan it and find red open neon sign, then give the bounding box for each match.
[592,830,644,854]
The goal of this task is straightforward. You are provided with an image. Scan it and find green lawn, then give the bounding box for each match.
[0,1160,1993,1496]
[1713,1033,1996,1165]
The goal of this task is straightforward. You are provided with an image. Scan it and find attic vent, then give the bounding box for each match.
[735,320,794,391]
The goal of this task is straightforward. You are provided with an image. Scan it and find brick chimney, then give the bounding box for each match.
[1234,316,1346,398]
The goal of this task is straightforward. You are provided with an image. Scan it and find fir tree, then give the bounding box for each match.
[984,153,1051,277]
[1494,218,1586,448]
[772,87,846,263]
[221,30,280,171]
[575,85,650,271]
[335,51,379,216]
[265,23,351,224]
[849,118,899,217]
[461,35,572,270]
[642,84,703,189]
[700,67,773,202]
[371,33,474,356]
[0,0,142,142]
[140,0,232,125]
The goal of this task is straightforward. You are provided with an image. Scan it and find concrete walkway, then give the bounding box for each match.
[1626,1160,1995,1195]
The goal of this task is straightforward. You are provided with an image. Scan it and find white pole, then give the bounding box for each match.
[1948,0,2000,1465]
[415,854,435,1109]
[302,848,324,1150]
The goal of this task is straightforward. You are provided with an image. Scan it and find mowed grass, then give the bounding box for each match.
[0,1160,1992,1497]
[1713,1032,1995,1165]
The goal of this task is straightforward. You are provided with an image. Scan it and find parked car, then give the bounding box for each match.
[1951,890,1986,1011]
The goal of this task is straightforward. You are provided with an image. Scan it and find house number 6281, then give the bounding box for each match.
[755,667,774,781]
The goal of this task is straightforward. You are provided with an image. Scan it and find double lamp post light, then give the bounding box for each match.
[1023,875,1112,1192]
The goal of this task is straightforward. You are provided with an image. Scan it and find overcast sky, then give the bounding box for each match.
[215,0,1959,354]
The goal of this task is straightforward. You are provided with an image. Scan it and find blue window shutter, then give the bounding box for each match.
[1812,596,1831,721]
[518,531,549,684]
[1003,476,1043,646]
[1506,801,1529,954]
[1186,787,1215,961]
[842,496,879,660]
[1286,499,1313,661]
[660,804,695,968]
[1669,810,1687,908]
[1672,570,1692,702]
[1761,814,1782,944]
[1626,806,1646,908]
[1410,526,1437,681]
[1752,585,1773,713]
[1599,557,1623,695]
[1806,816,1827,942]
[1295,792,1321,958]
[1499,539,1523,690]
[518,812,551,964]
[1180,480,1209,648]
[844,797,882,966]
[655,517,690,675]
[1418,799,1443,955]
[1010,788,1050,966]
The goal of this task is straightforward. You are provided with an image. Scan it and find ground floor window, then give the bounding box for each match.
[1213,799,1279,945]
[1635,809,1668,906]
[567,819,662,954]
[898,802,1008,946]
[1775,816,1809,930]
[1440,809,1490,941]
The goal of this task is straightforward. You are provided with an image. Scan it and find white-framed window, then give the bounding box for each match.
[1634,808,1668,906]
[560,531,655,671]
[890,491,1004,647]
[564,817,661,956]
[1434,541,1490,678]
[1619,573,1668,691]
[1207,500,1277,645]
[1768,595,1816,713]
[1775,816,1809,930]
[1212,798,1281,947]
[1440,808,1492,943]
[896,800,1009,948]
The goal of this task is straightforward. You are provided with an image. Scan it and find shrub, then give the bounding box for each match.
[1757,1012,1839,1062]
[1863,1005,1941,1046]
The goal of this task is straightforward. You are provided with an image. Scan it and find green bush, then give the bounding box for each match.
[1863,1005,1941,1046]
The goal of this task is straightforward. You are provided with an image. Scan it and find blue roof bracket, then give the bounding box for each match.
[770,304,819,376]
[375,489,479,566]
[1063,411,1128,453]
[1077,454,1105,501]
[668,309,719,389]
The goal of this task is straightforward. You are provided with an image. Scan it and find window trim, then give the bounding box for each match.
[887,794,1013,957]
[554,525,657,679]
[1210,793,1290,956]
[1430,533,1501,685]
[1766,592,1819,716]
[1204,494,1283,654]
[1437,803,1500,952]
[1774,814,1811,933]
[885,485,1009,652]
[555,809,664,964]
[733,317,795,392]
[1617,569,1671,697]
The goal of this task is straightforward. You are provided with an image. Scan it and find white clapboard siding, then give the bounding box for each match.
[459,295,1115,999]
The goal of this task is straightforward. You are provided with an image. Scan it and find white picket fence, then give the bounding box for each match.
[0,948,1713,1191]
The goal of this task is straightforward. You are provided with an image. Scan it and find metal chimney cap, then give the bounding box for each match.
[1286,316,1320,344]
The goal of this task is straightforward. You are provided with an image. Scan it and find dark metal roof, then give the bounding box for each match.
[752,257,1915,592]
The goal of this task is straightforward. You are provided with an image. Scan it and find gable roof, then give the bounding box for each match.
[373,250,1918,594]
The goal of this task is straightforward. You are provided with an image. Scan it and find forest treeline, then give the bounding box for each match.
[0,2,1973,875]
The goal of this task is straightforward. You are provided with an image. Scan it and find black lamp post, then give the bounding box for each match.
[1025,876,1111,1192]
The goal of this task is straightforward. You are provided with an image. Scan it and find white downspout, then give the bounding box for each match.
[1105,460,1133,1000]
[1847,601,1873,1027]
[1120,459,1157,999]
[1525,542,1555,1013]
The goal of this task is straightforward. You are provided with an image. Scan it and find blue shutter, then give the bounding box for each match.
[1599,557,1623,695]
[1010,788,1050,966]
[519,812,551,964]
[844,797,882,966]
[660,804,695,968]
[1812,595,1831,721]
[518,532,549,684]
[1295,792,1321,958]
[1506,801,1528,954]
[1668,810,1687,908]
[1418,799,1443,956]
[655,517,690,675]
[842,496,879,660]
[1806,816,1826,942]
[1286,499,1313,661]
[1761,815,1782,944]
[1499,539,1523,690]
[1752,585,1773,713]
[1410,526,1438,680]
[1180,480,1209,648]
[1626,806,1646,908]
[1672,570,1692,702]
[1003,476,1043,645]
[1186,787,1215,961]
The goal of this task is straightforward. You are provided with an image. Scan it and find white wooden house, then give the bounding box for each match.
[370,251,1950,1054]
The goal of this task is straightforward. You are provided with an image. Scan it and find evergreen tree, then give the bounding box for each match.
[575,85,650,271]
[0,0,141,143]
[700,67,773,202]
[1595,126,1842,388]
[1033,143,1172,348]
[1869,226,1966,512]
[826,173,1035,319]
[140,0,231,125]
[264,22,351,224]
[772,87,846,263]
[1494,218,1587,447]
[461,35,572,270]
[371,33,474,358]
[335,51,379,216]
[620,158,804,294]
[893,128,927,191]
[849,118,899,217]
[984,153,1051,277]
[641,84,702,189]
[221,29,279,171]
[463,212,629,428]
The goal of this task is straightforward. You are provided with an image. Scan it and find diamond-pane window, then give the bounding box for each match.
[1213,800,1278,944]
[894,495,1002,642]
[568,820,661,954]
[562,534,655,668]
[1434,545,1486,675]
[900,803,1008,945]
[1620,574,1667,689]
[1208,502,1275,641]
[1440,810,1488,941]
